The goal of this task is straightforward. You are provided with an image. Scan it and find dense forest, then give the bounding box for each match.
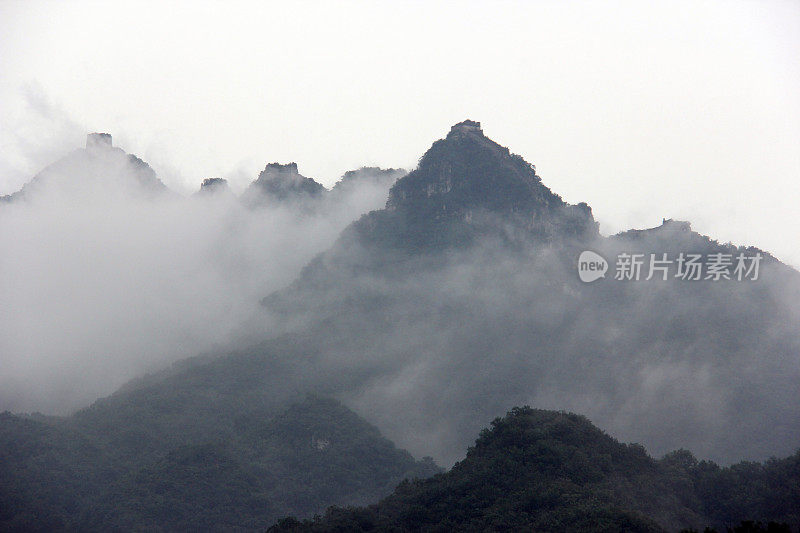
[268,407,800,532]
[0,396,439,531]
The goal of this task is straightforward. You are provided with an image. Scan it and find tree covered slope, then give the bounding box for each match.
[269,407,800,533]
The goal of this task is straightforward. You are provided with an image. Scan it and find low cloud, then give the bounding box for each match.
[0,146,397,414]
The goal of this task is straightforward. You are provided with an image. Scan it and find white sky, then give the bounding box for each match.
[1,0,799,266]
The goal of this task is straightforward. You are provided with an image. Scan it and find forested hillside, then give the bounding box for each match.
[269,407,800,532]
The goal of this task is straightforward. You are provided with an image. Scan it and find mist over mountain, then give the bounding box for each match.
[4,121,796,464]
[0,133,169,203]
[1,120,798,531]
[0,137,403,414]
[260,121,800,466]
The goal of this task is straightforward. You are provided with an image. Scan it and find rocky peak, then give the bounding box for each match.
[387,120,565,217]
[255,162,305,187]
[197,177,231,195]
[243,162,326,205]
[447,119,483,139]
[262,162,299,175]
[86,132,112,151]
[351,120,600,249]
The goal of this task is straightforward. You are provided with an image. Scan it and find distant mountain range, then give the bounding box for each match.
[1,121,798,531]
[0,133,407,206]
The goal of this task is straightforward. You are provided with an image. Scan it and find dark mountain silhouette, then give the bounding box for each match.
[0,133,170,202]
[268,407,800,532]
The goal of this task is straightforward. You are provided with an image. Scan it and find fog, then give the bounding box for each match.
[0,143,399,414]
[253,210,800,466]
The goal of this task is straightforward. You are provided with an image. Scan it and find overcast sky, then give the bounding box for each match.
[1,0,798,266]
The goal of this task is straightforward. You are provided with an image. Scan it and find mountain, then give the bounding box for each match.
[242,162,327,206]
[0,380,439,531]
[0,133,170,202]
[262,120,800,467]
[268,406,800,532]
[343,120,596,251]
[195,177,233,196]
